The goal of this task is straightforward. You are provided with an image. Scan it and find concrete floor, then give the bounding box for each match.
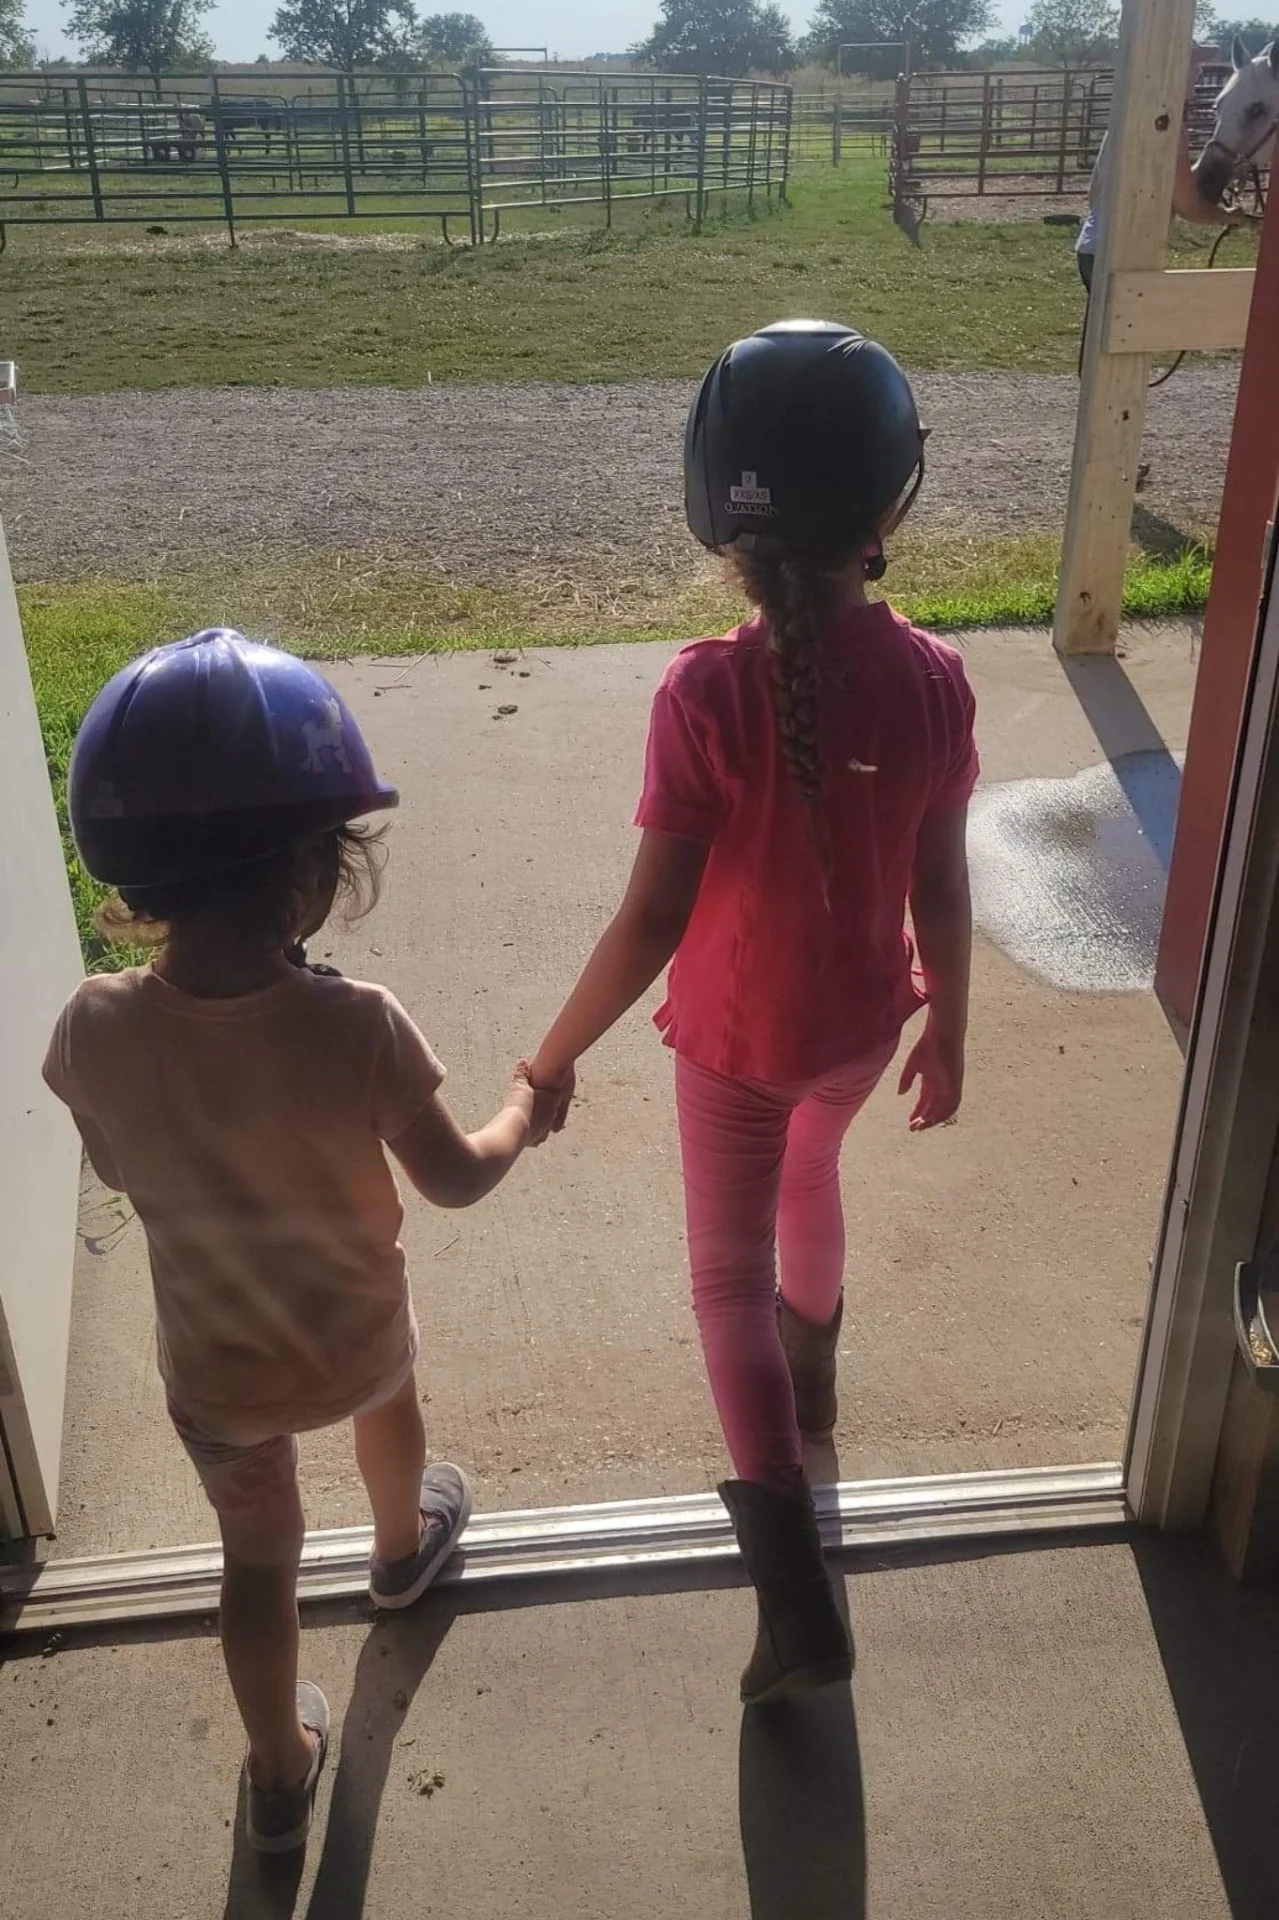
[7,1533,1279,1920]
[49,622,1196,1557]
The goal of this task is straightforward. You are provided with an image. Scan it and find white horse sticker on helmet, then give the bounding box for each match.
[301,699,353,775]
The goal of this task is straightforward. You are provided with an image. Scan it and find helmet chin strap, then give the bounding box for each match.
[863,446,926,583]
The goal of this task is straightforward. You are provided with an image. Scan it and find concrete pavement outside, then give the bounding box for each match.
[5,1534,1277,1919]
[49,621,1194,1558]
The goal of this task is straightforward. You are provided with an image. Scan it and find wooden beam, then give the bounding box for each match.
[1053,0,1197,656]
[1106,267,1256,354]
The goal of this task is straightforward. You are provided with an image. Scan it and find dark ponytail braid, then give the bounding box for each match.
[734,546,857,856]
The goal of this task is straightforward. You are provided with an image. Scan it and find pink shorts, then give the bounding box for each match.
[168,1358,416,1563]
[168,1403,304,1564]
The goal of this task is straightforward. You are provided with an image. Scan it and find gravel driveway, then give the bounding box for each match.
[0,366,1238,582]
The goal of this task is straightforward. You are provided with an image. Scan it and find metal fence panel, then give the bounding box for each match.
[0,67,791,245]
[467,69,790,238]
[891,66,1112,208]
[888,62,1267,219]
[792,84,895,166]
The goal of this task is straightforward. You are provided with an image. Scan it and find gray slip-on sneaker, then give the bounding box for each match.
[369,1463,473,1610]
[244,1681,330,1854]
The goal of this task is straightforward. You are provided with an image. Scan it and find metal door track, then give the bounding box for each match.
[0,1462,1126,1637]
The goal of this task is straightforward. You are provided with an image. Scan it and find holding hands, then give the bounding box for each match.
[515,1056,576,1147]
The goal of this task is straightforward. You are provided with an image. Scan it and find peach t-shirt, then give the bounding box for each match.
[43,963,444,1445]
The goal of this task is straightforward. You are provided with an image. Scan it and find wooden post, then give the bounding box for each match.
[335,73,357,218]
[891,71,910,223]
[693,75,707,228]
[1052,0,1196,656]
[1054,68,1073,192]
[976,72,990,193]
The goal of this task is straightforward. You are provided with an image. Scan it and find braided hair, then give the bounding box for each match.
[734,544,863,864]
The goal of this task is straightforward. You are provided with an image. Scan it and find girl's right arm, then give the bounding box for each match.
[388,1068,552,1208]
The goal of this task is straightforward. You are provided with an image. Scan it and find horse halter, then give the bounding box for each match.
[1199,109,1279,178]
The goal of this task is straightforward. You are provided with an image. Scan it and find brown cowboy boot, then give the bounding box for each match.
[778,1293,843,1437]
[719,1477,852,1704]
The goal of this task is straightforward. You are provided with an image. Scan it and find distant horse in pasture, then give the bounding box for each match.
[146,108,204,164]
[623,101,698,157]
[212,98,288,158]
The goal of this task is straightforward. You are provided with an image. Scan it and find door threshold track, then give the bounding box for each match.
[1,1461,1127,1636]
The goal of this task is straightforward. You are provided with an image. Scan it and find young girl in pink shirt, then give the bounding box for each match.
[45,632,553,1852]
[530,322,978,1703]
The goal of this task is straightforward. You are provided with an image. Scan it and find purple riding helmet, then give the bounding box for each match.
[69,628,399,890]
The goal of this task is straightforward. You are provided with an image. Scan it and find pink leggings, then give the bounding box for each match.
[675,1038,898,1492]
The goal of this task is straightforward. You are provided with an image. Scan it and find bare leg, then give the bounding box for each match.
[220,1543,313,1791]
[354,1374,427,1563]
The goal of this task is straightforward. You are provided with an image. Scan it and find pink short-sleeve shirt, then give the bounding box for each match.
[635,603,979,1082]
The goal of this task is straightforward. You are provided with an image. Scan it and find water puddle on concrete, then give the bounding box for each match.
[967,749,1183,992]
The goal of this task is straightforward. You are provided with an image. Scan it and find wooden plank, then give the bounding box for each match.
[1106,267,1255,354]
[1053,0,1197,656]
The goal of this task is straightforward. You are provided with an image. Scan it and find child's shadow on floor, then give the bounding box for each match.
[738,1437,866,1920]
[220,1598,456,1920]
[223,1442,862,1920]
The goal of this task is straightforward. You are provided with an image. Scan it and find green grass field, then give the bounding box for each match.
[25,532,1212,968]
[4,154,1244,394]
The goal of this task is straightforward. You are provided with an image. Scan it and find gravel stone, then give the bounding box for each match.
[0,367,1238,583]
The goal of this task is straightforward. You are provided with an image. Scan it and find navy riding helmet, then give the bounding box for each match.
[684,320,926,570]
[69,628,399,891]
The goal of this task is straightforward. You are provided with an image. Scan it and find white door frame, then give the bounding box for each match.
[6,562,1278,1614]
[1126,529,1279,1527]
[0,515,83,1542]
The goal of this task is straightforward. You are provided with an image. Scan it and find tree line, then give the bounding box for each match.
[0,0,1275,81]
[634,0,1279,78]
[0,2,496,79]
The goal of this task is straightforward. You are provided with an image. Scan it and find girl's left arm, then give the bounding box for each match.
[530,829,709,1093]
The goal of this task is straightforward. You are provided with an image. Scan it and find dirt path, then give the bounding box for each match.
[0,365,1237,582]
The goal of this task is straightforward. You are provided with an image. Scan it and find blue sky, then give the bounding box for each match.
[23,1,1029,64]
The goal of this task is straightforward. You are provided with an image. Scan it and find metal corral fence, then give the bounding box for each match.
[887,61,1260,222]
[889,65,1113,219]
[0,67,792,245]
[791,83,895,166]
[471,68,791,236]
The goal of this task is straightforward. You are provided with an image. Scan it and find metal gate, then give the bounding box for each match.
[0,66,792,246]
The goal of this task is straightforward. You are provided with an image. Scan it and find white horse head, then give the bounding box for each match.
[1193,37,1279,204]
